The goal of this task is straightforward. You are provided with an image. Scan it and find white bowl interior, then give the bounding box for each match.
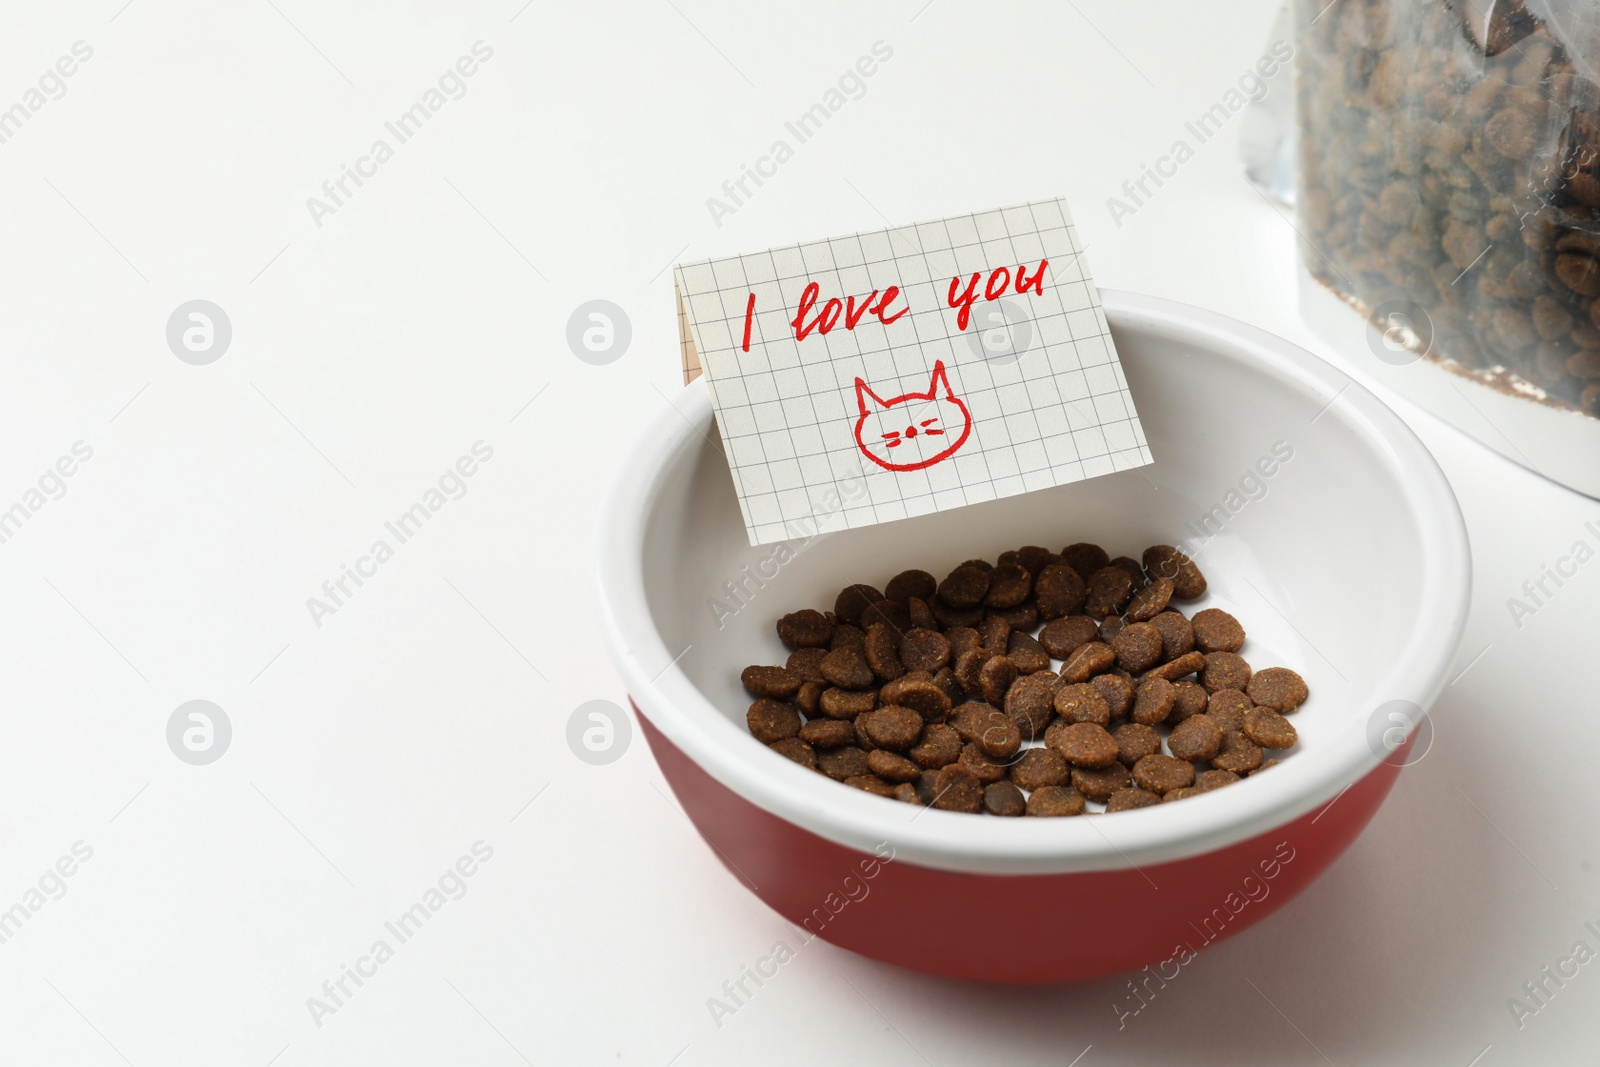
[604,292,1469,874]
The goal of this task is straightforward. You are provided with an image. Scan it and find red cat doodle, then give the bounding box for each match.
[853,361,973,472]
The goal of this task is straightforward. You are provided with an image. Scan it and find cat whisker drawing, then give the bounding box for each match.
[879,417,948,449]
[853,361,972,472]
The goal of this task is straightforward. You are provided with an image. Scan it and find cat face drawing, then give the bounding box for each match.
[853,360,973,472]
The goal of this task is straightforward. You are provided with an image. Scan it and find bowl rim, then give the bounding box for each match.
[593,289,1472,875]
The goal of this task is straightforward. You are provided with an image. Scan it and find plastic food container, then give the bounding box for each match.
[1296,0,1600,497]
[595,291,1470,983]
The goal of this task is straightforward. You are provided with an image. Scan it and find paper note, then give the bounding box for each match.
[674,198,1152,546]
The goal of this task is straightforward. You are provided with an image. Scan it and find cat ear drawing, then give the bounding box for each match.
[851,360,973,473]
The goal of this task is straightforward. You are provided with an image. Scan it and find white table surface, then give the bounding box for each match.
[1,1,1595,1063]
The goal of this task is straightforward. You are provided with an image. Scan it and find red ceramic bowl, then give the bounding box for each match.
[595,291,1470,983]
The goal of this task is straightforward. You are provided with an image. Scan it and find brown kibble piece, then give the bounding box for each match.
[1048,722,1120,768]
[949,702,992,739]
[1190,608,1245,654]
[777,609,834,649]
[954,705,1021,759]
[1124,577,1173,622]
[987,602,1039,630]
[931,765,984,812]
[931,600,983,629]
[1084,566,1134,617]
[1131,677,1178,726]
[852,715,877,753]
[819,687,876,719]
[953,647,996,694]
[1005,671,1063,739]
[1009,747,1070,791]
[1149,611,1196,661]
[930,666,963,706]
[863,623,906,682]
[1007,546,1055,574]
[1111,622,1165,674]
[1163,787,1203,802]
[786,647,828,683]
[898,628,951,673]
[958,741,1008,783]
[1110,555,1147,588]
[795,680,823,715]
[1560,253,1600,297]
[893,782,921,804]
[1195,768,1240,791]
[1062,641,1116,683]
[1246,667,1309,711]
[946,626,980,660]
[984,780,1027,817]
[937,564,990,609]
[1061,543,1111,578]
[1105,788,1162,812]
[833,585,884,626]
[819,647,873,690]
[1099,615,1125,643]
[1026,785,1086,817]
[860,599,911,634]
[1132,754,1195,794]
[1039,615,1099,659]
[1113,721,1161,766]
[907,597,938,631]
[844,774,897,798]
[978,615,1011,654]
[1006,631,1050,674]
[1485,105,1537,159]
[979,655,1019,706]
[860,706,923,750]
[867,749,923,783]
[1144,650,1205,682]
[817,746,871,781]
[884,569,936,604]
[1168,680,1209,724]
[908,722,963,768]
[1207,690,1251,734]
[741,665,801,698]
[984,562,1033,609]
[830,623,867,654]
[1071,762,1132,801]
[878,677,950,723]
[1211,730,1265,773]
[1090,673,1135,719]
[799,718,856,747]
[1053,682,1111,726]
[1168,714,1224,762]
[1200,652,1252,694]
[1244,706,1299,749]
[746,699,802,742]
[768,737,816,769]
[1034,562,1088,619]
[1142,545,1206,599]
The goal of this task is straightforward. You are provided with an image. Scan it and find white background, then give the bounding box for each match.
[0,1,1595,1064]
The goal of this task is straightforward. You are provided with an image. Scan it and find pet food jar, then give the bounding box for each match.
[1295,0,1600,497]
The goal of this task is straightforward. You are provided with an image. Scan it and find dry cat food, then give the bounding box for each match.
[741,542,1307,817]
[1298,0,1600,416]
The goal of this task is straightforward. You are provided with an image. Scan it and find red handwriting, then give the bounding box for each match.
[947,259,1048,330]
[790,283,908,341]
[735,259,1048,350]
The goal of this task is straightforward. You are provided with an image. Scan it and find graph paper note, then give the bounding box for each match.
[674,198,1152,546]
